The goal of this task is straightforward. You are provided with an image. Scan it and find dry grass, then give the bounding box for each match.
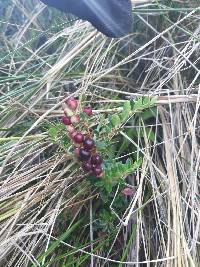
[0,0,199,266]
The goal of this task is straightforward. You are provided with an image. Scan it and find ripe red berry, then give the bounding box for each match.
[61,116,71,125]
[93,165,103,176]
[65,98,78,110]
[83,138,94,150]
[91,154,103,165]
[97,172,104,178]
[70,131,78,140]
[73,133,84,144]
[74,147,80,156]
[82,161,92,172]
[71,115,80,124]
[122,188,135,196]
[67,125,75,133]
[83,107,93,116]
[79,148,91,161]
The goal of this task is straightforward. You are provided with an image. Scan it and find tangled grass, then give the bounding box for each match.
[0,0,199,266]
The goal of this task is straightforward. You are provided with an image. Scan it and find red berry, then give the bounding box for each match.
[67,125,75,133]
[79,148,91,161]
[91,154,103,165]
[122,188,135,196]
[71,115,80,124]
[74,147,80,156]
[66,98,78,110]
[61,116,71,125]
[97,172,104,178]
[83,138,94,150]
[73,133,84,144]
[82,161,92,172]
[93,165,103,176]
[83,107,93,116]
[70,131,77,139]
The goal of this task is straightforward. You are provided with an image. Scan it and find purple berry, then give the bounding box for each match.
[82,161,92,172]
[61,116,71,125]
[83,107,93,116]
[79,148,91,161]
[91,154,103,165]
[83,138,94,150]
[73,133,84,144]
[93,165,103,177]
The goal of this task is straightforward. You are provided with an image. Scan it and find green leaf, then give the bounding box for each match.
[79,112,89,121]
[142,96,152,107]
[131,97,157,113]
[55,123,66,130]
[95,140,108,149]
[111,114,121,127]
[97,158,142,193]
[120,111,128,120]
[150,96,158,106]
[132,158,142,169]
[60,135,70,147]
[123,101,132,114]
[48,127,58,139]
[132,98,143,111]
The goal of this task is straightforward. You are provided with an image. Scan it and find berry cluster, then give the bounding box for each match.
[61,97,103,177]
